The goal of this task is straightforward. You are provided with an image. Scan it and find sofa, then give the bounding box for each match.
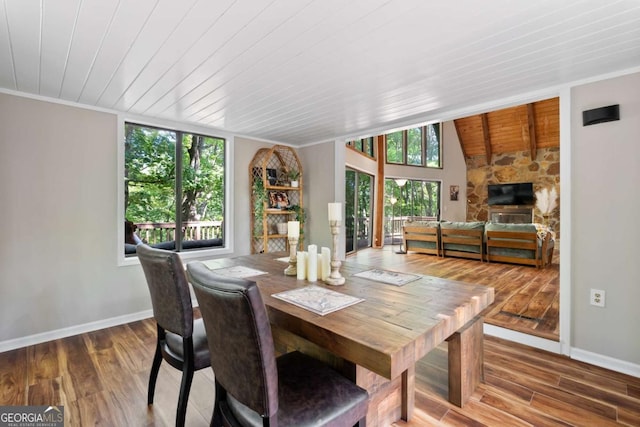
[402,220,554,268]
[440,221,485,261]
[402,221,441,256]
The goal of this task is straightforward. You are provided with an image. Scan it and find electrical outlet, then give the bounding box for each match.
[590,289,605,307]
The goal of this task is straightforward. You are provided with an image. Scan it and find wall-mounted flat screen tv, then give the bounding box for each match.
[488,182,534,206]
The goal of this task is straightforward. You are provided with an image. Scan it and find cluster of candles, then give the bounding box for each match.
[285,202,343,284]
[294,245,331,281]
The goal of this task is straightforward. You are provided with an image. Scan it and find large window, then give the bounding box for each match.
[346,137,375,158]
[385,178,441,223]
[124,122,226,255]
[385,124,441,168]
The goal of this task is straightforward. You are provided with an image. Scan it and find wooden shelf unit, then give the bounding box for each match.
[250,145,303,254]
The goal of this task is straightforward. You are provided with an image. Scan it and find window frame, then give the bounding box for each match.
[384,124,442,168]
[385,177,442,220]
[118,115,234,266]
[346,136,375,159]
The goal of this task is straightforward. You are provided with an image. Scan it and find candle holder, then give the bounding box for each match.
[324,220,345,286]
[284,237,298,276]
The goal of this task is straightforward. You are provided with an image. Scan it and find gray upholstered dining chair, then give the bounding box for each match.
[137,244,211,427]
[186,261,369,427]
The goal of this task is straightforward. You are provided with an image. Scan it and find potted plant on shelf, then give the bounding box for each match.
[288,168,300,187]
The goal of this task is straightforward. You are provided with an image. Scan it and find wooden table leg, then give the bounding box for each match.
[446,316,484,407]
[401,365,415,421]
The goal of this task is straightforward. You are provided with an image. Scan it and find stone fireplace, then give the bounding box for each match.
[489,205,534,224]
[465,147,560,231]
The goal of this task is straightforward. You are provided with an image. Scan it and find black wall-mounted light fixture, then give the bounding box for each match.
[582,104,620,126]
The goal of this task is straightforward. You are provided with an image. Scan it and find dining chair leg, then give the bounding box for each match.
[176,339,195,427]
[148,328,164,405]
[211,380,225,427]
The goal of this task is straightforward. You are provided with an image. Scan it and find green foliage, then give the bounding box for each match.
[124,124,225,224]
[287,168,300,181]
[252,179,266,234]
[386,131,403,163]
[287,204,306,233]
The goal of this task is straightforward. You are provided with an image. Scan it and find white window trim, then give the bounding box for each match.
[117,114,234,266]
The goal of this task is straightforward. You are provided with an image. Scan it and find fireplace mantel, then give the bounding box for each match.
[489,205,533,224]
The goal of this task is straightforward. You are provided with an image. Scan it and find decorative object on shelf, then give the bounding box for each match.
[276,222,288,235]
[325,202,345,286]
[266,168,277,185]
[288,168,300,187]
[285,221,299,276]
[269,191,290,209]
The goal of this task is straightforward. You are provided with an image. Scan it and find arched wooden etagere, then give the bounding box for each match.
[249,145,303,254]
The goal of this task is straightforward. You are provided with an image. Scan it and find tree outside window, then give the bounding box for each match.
[124,122,225,255]
[384,124,442,168]
[386,131,404,163]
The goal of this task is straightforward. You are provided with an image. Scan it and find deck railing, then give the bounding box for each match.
[385,216,438,242]
[136,221,223,245]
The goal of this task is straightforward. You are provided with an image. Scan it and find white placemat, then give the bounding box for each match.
[353,269,421,286]
[272,285,364,316]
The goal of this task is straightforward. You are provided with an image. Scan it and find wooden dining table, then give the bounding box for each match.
[200,252,494,425]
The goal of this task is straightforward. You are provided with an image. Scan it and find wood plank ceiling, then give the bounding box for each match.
[454,98,559,163]
[0,1,638,145]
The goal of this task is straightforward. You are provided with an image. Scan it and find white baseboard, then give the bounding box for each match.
[484,324,563,353]
[571,347,640,378]
[484,324,640,378]
[0,309,154,353]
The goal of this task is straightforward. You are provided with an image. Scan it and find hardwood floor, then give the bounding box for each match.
[4,247,639,426]
[2,317,639,426]
[350,245,560,341]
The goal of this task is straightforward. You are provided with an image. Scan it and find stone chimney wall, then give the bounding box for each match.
[465,147,560,232]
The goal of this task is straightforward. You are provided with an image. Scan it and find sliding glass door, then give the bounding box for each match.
[384,178,441,245]
[345,168,374,254]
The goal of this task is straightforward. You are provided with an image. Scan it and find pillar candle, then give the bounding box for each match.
[287,221,299,238]
[317,254,322,278]
[328,202,342,221]
[321,247,331,281]
[307,245,318,282]
[297,251,307,280]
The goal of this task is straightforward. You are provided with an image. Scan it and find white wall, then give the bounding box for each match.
[299,141,338,253]
[571,72,640,365]
[0,93,269,347]
[0,93,150,344]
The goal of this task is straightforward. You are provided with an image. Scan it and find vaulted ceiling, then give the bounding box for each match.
[1,1,639,145]
[454,97,559,163]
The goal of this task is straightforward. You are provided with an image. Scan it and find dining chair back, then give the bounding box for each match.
[137,244,211,427]
[186,261,369,427]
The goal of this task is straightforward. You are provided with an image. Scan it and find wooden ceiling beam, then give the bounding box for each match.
[481,113,492,164]
[453,120,468,159]
[527,103,537,160]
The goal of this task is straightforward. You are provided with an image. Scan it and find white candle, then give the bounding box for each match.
[307,245,318,282]
[321,247,331,281]
[317,254,323,278]
[287,221,299,238]
[297,251,307,280]
[328,202,342,222]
